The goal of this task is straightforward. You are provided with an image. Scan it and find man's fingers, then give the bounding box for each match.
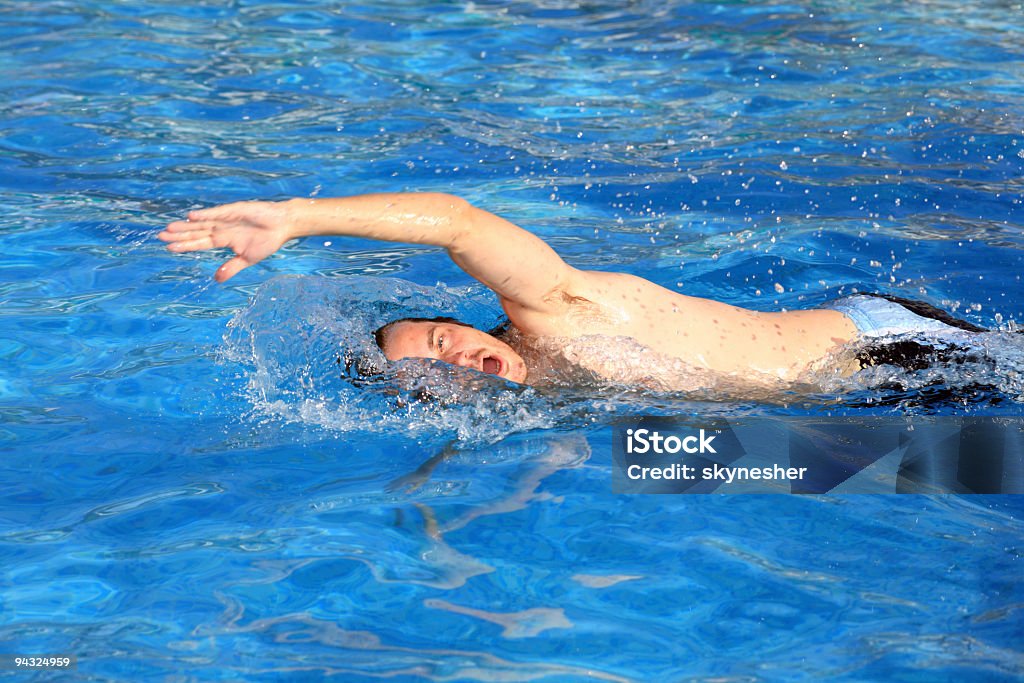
[163,220,198,233]
[162,204,265,281]
[165,236,216,252]
[158,228,206,242]
[188,202,248,222]
[161,218,222,234]
[215,256,251,282]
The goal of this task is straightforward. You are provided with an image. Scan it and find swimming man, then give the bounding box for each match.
[158,193,982,391]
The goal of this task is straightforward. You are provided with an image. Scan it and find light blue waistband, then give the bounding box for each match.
[827,295,964,338]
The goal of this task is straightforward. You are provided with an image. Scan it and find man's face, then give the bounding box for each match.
[381,320,529,384]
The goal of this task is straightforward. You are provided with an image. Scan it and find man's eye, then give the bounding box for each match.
[437,336,445,351]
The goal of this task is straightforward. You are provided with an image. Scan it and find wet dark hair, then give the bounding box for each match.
[373,316,473,354]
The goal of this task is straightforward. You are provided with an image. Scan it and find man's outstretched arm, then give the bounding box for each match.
[158,193,579,313]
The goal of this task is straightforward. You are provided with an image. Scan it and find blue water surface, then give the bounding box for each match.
[2,1,1023,681]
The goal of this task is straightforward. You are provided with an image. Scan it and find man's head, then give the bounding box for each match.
[374,316,528,384]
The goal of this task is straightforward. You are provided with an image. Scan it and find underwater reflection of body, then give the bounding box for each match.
[160,193,1023,400]
[388,435,591,519]
[311,433,592,590]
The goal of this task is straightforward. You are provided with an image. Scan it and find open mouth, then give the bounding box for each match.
[482,356,502,376]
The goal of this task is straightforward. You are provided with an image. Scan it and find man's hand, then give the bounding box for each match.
[158,201,295,282]
[159,194,577,316]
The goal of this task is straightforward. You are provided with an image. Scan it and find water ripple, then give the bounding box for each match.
[83,482,225,520]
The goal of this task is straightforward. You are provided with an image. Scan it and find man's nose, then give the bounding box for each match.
[449,351,475,368]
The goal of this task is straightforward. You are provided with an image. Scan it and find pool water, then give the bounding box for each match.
[2,1,1023,680]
